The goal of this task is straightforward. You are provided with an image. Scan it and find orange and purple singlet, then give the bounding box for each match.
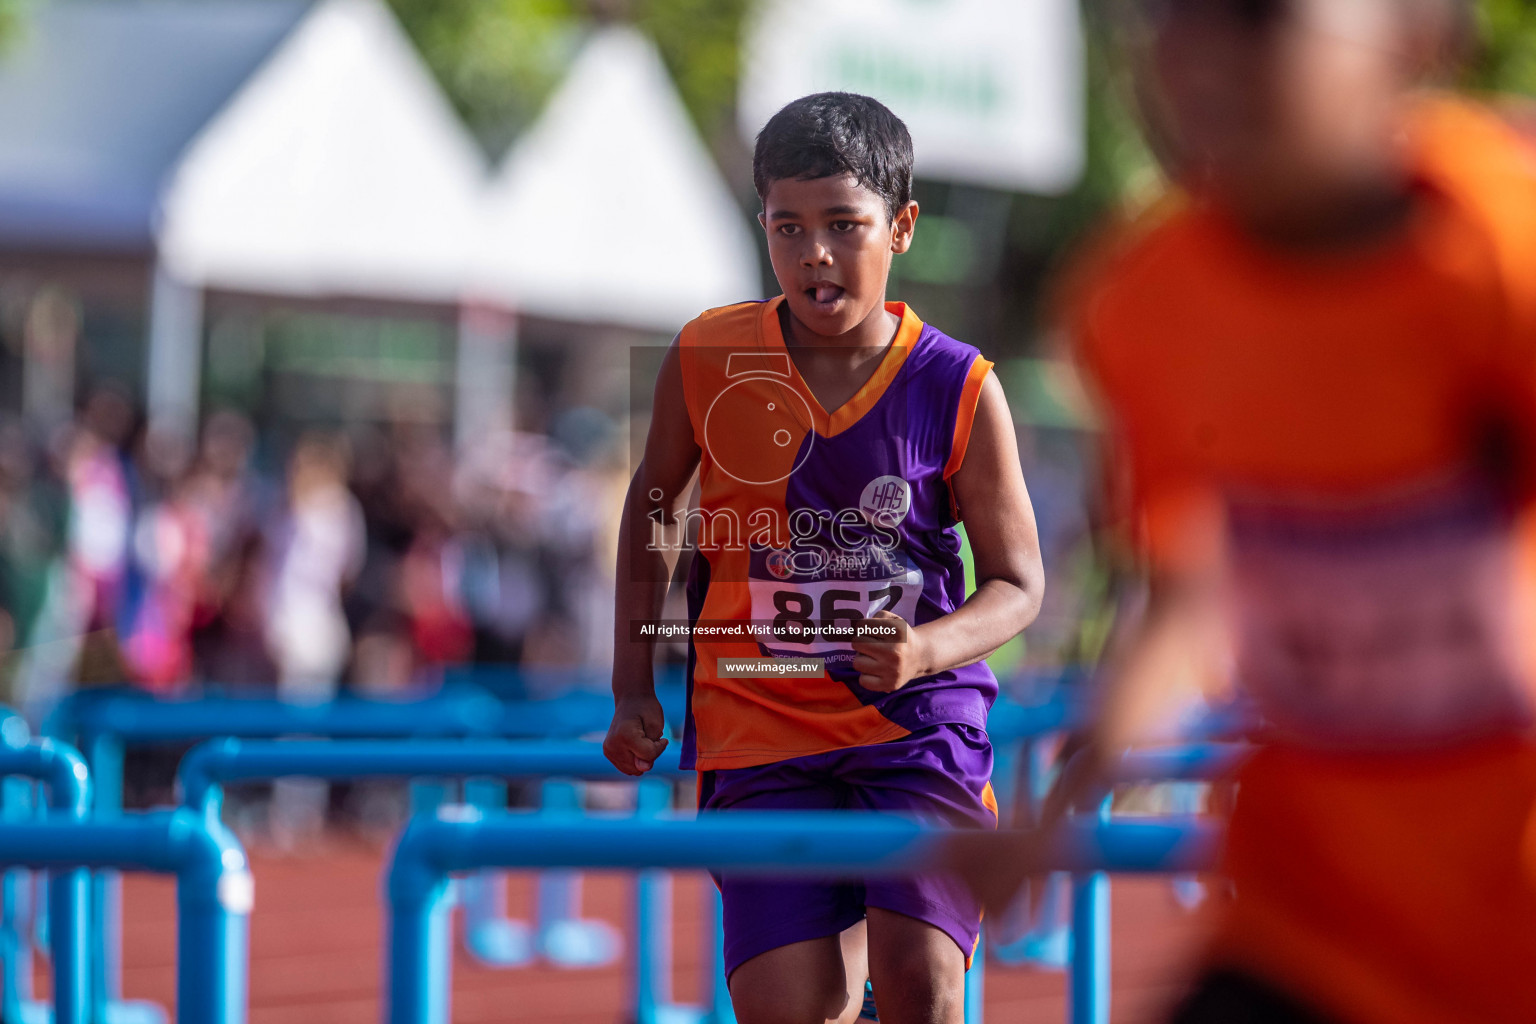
[675,295,996,772]
[671,295,1001,971]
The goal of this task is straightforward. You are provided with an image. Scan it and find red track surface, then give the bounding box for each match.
[83,837,1209,1023]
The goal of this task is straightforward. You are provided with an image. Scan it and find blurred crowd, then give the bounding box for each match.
[0,375,1099,744]
[0,377,1095,839]
[0,386,630,724]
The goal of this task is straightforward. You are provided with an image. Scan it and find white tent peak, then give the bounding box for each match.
[474,24,762,332]
[157,0,487,303]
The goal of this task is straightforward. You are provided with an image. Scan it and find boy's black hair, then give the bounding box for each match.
[752,93,913,221]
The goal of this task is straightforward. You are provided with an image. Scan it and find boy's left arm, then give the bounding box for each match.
[853,370,1045,692]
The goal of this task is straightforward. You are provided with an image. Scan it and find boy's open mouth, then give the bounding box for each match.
[805,284,845,311]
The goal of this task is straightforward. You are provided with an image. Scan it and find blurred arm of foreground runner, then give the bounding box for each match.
[943,492,1232,912]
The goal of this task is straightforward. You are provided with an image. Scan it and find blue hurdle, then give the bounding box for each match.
[50,687,489,1024]
[1065,743,1251,1024]
[384,811,1219,1024]
[986,696,1249,972]
[48,685,679,1020]
[52,677,1235,1024]
[175,738,715,1024]
[178,738,694,816]
[464,672,694,971]
[0,738,92,1024]
[975,680,1090,970]
[0,707,48,1019]
[0,808,250,1024]
[55,680,1061,976]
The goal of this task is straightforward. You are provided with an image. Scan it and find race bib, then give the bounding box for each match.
[1227,485,1533,747]
[748,545,923,668]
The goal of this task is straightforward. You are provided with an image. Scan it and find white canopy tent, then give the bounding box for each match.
[156,0,484,304]
[151,0,487,444]
[473,25,763,334]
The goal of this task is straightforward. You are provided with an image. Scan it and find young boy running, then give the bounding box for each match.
[960,1,1536,1021]
[604,93,1044,1024]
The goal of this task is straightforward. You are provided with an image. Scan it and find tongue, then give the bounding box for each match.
[815,286,841,304]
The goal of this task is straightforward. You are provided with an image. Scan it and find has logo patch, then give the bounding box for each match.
[859,475,912,527]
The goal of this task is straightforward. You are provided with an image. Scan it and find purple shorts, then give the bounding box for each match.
[698,723,996,978]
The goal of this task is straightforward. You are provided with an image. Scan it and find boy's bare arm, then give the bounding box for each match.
[605,340,701,776]
[852,370,1045,691]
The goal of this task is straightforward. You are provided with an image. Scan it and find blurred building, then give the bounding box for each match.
[0,0,483,451]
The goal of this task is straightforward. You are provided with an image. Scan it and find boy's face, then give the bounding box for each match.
[759,175,918,339]
[1133,0,1416,228]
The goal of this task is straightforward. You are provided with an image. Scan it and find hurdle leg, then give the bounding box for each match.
[1067,872,1109,1024]
[631,777,677,1024]
[0,877,22,1023]
[88,733,122,1023]
[386,875,454,1024]
[990,737,1071,969]
[50,866,90,1024]
[1,871,34,1023]
[1026,737,1071,964]
[85,734,164,1024]
[634,870,671,1024]
[32,866,47,953]
[629,864,736,1024]
[459,779,533,967]
[536,780,620,967]
[2,776,36,1024]
[176,865,250,1024]
[408,779,453,816]
[1067,796,1113,1024]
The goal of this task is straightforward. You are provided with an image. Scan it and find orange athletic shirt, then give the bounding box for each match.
[1071,96,1536,1023]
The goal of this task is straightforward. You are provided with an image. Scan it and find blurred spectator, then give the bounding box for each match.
[189,410,270,571]
[12,388,134,717]
[67,391,134,648]
[266,433,365,702]
[186,410,276,689]
[398,521,474,674]
[0,417,64,706]
[194,532,277,689]
[121,471,208,692]
[454,429,558,672]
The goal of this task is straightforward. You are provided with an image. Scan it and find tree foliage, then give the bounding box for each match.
[383,0,750,157]
[384,0,578,156]
[1468,0,1536,95]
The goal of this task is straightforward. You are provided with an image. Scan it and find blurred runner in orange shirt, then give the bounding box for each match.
[962,1,1536,1021]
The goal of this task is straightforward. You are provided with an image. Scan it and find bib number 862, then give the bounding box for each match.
[770,586,904,643]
